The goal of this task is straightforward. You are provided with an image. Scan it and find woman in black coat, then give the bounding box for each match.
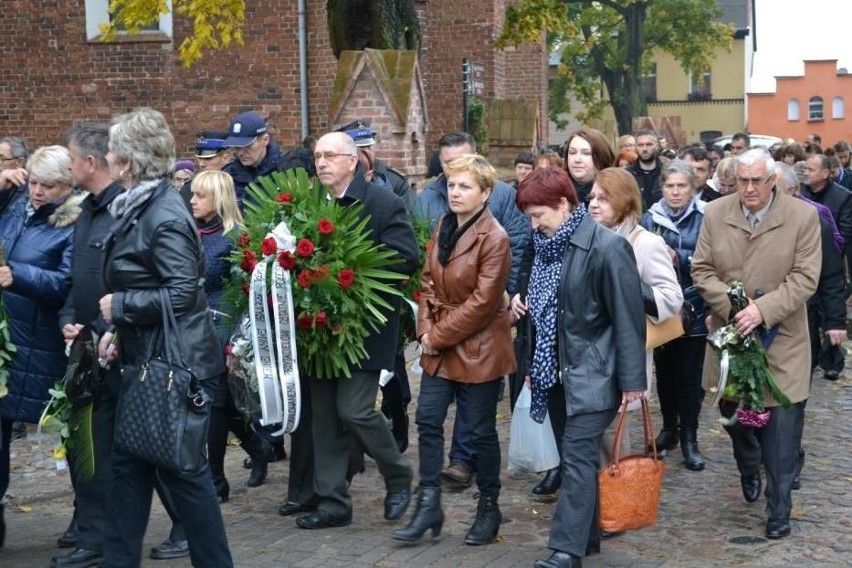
[511,168,646,568]
[97,108,232,568]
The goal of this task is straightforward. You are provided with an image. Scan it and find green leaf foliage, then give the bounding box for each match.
[497,0,733,134]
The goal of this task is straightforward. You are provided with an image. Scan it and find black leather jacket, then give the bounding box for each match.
[103,180,222,381]
[518,216,647,416]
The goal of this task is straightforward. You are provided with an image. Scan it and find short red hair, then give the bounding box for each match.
[516,167,578,211]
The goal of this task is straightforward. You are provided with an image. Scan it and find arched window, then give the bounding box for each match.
[833,97,845,119]
[809,96,824,120]
[787,99,800,121]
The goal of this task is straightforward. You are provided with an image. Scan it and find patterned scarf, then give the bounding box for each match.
[109,178,162,219]
[528,203,587,423]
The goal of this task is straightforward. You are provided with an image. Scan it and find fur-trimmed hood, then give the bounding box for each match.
[48,191,86,228]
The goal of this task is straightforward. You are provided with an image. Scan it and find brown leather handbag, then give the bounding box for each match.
[598,400,666,532]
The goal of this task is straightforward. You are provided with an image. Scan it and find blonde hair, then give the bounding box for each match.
[444,154,496,193]
[190,170,244,233]
[27,145,73,187]
[594,167,642,225]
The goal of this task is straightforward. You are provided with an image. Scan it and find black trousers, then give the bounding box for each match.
[287,375,318,506]
[548,407,617,556]
[654,335,706,430]
[720,399,806,522]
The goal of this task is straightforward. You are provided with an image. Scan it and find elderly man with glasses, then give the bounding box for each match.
[692,148,821,541]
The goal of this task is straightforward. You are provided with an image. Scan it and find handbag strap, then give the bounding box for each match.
[158,288,189,369]
[609,399,660,466]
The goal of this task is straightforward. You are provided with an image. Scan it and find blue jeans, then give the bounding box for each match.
[448,384,477,469]
[416,373,501,495]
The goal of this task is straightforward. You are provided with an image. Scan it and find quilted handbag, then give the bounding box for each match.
[114,290,211,475]
[598,399,666,533]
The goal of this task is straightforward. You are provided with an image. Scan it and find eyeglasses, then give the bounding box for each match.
[313,152,355,162]
[736,174,773,188]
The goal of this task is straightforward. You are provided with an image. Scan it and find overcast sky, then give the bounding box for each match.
[750,0,851,93]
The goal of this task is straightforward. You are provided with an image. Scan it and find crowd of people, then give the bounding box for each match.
[0,113,848,568]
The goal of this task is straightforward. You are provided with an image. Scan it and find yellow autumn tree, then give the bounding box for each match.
[100,0,245,67]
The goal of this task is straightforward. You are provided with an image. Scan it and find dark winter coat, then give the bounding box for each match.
[641,196,708,335]
[335,173,419,372]
[59,182,124,335]
[103,181,222,382]
[628,158,664,210]
[0,192,84,423]
[197,216,238,349]
[224,139,285,207]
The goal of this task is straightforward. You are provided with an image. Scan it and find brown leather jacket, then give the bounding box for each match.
[418,208,517,383]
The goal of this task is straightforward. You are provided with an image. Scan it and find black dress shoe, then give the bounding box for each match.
[532,468,562,496]
[51,548,102,568]
[296,510,352,529]
[278,501,316,517]
[56,518,78,548]
[149,537,190,560]
[823,370,840,381]
[534,551,582,568]
[384,486,412,520]
[740,472,762,503]
[585,537,600,556]
[765,519,791,539]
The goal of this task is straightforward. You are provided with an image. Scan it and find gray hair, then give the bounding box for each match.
[774,163,799,193]
[0,136,29,160]
[109,108,176,182]
[661,159,697,190]
[65,122,110,169]
[26,145,73,187]
[737,148,775,172]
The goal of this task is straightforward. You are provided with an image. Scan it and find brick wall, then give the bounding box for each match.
[0,1,546,168]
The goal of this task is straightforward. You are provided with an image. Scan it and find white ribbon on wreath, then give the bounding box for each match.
[249,221,301,433]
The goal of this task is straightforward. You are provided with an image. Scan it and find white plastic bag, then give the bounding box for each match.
[507,384,560,473]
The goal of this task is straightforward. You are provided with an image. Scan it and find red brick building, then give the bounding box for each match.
[0,0,547,171]
[748,60,851,143]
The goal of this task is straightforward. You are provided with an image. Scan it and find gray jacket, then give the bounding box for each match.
[556,216,647,416]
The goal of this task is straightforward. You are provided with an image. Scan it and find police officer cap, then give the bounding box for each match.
[195,130,228,158]
[338,119,376,147]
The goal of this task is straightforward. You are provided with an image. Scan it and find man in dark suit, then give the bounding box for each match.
[294,132,419,530]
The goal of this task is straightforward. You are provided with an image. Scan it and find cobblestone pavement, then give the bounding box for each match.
[1,359,850,567]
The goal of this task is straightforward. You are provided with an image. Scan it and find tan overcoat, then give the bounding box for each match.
[691,191,821,406]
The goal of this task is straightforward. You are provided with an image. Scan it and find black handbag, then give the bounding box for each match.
[114,289,212,475]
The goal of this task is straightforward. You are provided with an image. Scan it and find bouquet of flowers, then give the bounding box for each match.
[398,215,432,344]
[223,167,408,379]
[707,281,791,427]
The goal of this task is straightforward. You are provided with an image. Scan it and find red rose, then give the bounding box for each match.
[337,268,355,289]
[237,233,251,248]
[261,237,277,256]
[311,265,330,283]
[296,238,315,258]
[297,269,312,288]
[315,311,328,327]
[412,289,422,302]
[276,192,293,203]
[297,313,314,330]
[278,251,296,270]
[241,282,250,295]
[239,251,258,274]
[318,218,335,235]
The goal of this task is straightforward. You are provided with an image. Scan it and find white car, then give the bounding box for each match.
[712,134,782,151]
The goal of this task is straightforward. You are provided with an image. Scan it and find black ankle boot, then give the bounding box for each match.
[654,427,679,452]
[532,467,562,496]
[242,436,274,487]
[391,486,444,542]
[680,428,705,471]
[464,494,501,545]
[210,464,230,503]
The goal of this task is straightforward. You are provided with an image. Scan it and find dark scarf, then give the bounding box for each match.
[197,215,223,236]
[109,178,162,219]
[527,203,587,423]
[437,204,488,265]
